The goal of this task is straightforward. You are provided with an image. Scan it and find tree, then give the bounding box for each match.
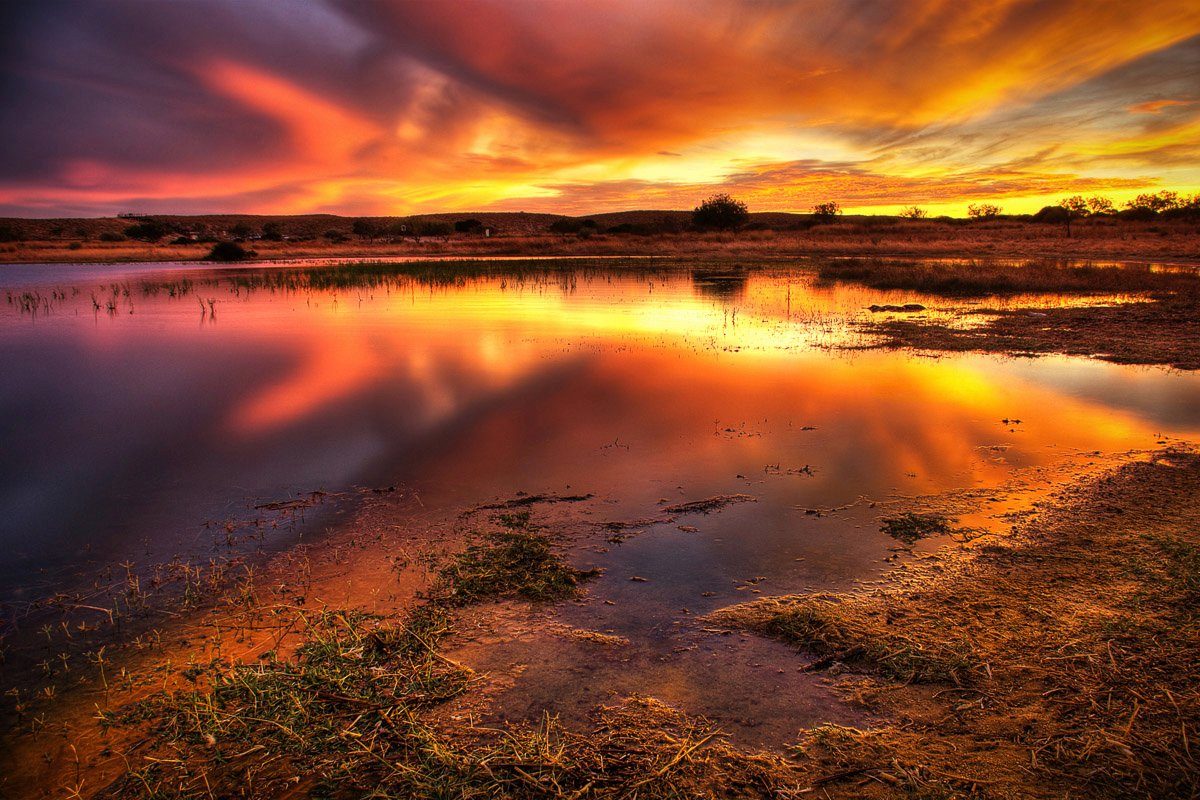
[967,203,1002,219]
[261,221,283,241]
[230,222,253,239]
[416,220,453,239]
[351,218,381,239]
[692,194,749,230]
[1125,191,1181,213]
[811,201,842,220]
[1058,195,1088,237]
[899,206,928,219]
[454,218,483,234]
[1086,196,1115,215]
[124,220,169,241]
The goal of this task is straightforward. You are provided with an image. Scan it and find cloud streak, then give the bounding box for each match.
[0,0,1198,216]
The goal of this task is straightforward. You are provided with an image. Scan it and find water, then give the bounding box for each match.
[2,260,1198,599]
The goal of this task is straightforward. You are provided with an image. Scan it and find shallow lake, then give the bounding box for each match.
[2,259,1199,657]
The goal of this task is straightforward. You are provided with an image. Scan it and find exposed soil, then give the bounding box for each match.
[864,294,1200,370]
[712,449,1200,798]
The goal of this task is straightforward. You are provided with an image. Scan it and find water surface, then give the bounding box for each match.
[2,259,1197,617]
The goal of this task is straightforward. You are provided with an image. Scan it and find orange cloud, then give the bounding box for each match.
[1,1,1198,216]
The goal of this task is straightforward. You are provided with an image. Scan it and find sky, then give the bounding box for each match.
[1,0,1198,218]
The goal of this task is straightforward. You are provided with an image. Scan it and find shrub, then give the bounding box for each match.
[967,203,1002,219]
[323,229,347,243]
[405,220,451,239]
[454,218,483,234]
[549,218,585,234]
[352,219,381,239]
[261,222,283,241]
[693,194,749,230]
[898,206,928,219]
[98,232,126,242]
[124,220,169,241]
[68,241,82,250]
[811,201,842,220]
[205,241,250,261]
[1033,205,1069,223]
[0,224,23,243]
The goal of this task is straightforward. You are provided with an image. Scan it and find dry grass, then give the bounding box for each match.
[712,449,1200,798]
[865,293,1200,370]
[435,511,600,605]
[814,257,1200,370]
[816,258,1200,297]
[91,512,815,799]
[4,218,1200,264]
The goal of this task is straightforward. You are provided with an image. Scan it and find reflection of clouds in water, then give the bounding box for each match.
[2,266,1198,594]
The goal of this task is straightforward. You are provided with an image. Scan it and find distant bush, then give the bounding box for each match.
[230,222,254,239]
[967,203,1003,219]
[549,218,586,234]
[413,220,453,239]
[693,194,749,230]
[323,229,347,243]
[170,236,194,245]
[352,219,381,239]
[898,206,928,219]
[454,218,483,234]
[261,222,283,241]
[124,221,169,242]
[1124,190,1200,219]
[98,231,126,242]
[206,241,250,261]
[811,201,842,220]
[0,224,24,243]
[68,241,82,250]
[1033,205,1069,223]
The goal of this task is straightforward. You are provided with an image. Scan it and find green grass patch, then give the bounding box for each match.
[434,511,600,605]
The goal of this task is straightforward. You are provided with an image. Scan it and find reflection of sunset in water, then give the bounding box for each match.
[1,264,1198,599]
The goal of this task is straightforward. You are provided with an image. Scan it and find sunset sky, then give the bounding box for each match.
[1,0,1198,218]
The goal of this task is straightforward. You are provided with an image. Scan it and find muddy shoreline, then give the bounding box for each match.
[4,449,1197,798]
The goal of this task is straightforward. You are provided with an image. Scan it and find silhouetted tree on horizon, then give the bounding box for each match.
[692,194,749,230]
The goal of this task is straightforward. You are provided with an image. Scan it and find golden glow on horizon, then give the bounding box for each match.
[1,1,1199,217]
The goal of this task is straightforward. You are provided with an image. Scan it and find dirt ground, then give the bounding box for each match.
[2,218,1199,265]
[713,449,1200,798]
[861,293,1200,370]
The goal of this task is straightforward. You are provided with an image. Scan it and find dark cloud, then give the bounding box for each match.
[0,1,1197,216]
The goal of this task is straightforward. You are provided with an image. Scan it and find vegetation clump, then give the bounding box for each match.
[692,193,749,230]
[879,511,955,543]
[812,201,842,220]
[817,257,1198,297]
[97,512,813,799]
[205,241,251,261]
[435,511,600,604]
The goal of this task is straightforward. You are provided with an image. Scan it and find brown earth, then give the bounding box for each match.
[711,449,1200,798]
[2,214,1199,264]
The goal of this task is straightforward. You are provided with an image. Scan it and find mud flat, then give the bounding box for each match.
[713,449,1200,798]
[2,450,1196,798]
[816,259,1200,371]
